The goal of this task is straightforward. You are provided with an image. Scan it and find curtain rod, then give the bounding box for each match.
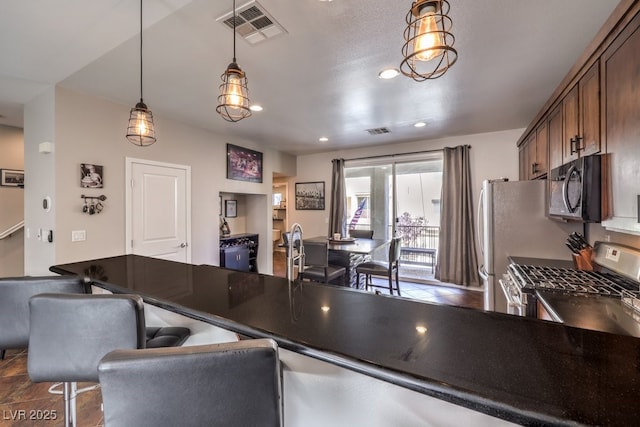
[343,145,470,162]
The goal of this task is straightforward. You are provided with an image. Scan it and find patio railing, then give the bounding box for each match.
[394,225,439,268]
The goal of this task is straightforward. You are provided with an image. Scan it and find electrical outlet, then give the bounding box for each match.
[71,230,86,242]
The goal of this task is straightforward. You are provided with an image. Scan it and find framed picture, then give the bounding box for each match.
[295,181,325,210]
[225,200,238,218]
[226,144,263,183]
[0,169,24,187]
[80,163,104,188]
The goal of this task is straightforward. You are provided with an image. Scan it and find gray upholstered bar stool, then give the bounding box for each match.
[98,339,283,427]
[0,276,87,360]
[28,293,147,427]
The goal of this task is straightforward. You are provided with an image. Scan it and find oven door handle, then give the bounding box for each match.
[500,278,526,316]
[499,278,520,306]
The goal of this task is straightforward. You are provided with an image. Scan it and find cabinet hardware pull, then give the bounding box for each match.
[574,135,583,152]
[531,162,538,175]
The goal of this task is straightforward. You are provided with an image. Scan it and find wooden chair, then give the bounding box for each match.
[356,237,402,296]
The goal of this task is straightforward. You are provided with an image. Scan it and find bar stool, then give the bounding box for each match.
[98,339,283,427]
[28,293,147,427]
[0,276,87,360]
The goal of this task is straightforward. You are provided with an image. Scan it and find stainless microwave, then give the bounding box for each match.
[548,154,602,222]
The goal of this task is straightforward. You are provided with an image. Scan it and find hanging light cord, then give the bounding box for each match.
[139,0,144,102]
[232,0,237,63]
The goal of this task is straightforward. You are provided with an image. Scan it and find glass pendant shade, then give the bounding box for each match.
[126,101,156,146]
[216,63,252,122]
[400,0,458,81]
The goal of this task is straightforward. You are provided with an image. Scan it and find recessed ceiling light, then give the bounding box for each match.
[249,105,263,112]
[414,122,426,128]
[378,68,400,79]
[319,137,329,142]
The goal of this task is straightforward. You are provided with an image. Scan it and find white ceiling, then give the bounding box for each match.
[0,0,620,155]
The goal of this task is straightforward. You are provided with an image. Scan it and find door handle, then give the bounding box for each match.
[177,243,188,248]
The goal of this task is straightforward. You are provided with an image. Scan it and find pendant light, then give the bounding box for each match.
[126,0,157,146]
[216,0,251,122]
[400,0,458,81]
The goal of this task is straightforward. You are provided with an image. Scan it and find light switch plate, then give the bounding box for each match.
[71,230,86,242]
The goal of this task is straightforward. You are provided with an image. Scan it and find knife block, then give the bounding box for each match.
[572,247,594,271]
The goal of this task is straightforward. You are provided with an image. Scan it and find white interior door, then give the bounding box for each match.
[126,158,191,263]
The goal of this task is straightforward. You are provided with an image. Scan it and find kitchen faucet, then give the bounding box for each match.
[287,223,304,281]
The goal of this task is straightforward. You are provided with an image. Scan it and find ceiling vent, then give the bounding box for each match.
[366,127,391,135]
[217,1,287,45]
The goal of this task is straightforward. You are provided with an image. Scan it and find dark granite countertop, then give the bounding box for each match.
[51,255,640,426]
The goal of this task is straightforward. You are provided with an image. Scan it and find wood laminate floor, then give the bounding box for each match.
[0,349,103,427]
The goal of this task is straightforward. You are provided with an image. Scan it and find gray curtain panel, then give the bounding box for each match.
[328,158,347,237]
[435,145,481,287]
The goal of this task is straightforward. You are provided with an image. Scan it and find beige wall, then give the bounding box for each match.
[22,86,296,275]
[24,87,57,275]
[0,124,25,276]
[289,129,523,239]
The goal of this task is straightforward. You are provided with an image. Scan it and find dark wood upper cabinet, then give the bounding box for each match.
[579,62,601,157]
[547,104,563,170]
[601,13,640,234]
[562,84,580,162]
[562,61,601,162]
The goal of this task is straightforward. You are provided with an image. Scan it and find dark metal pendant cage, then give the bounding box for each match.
[216,63,252,122]
[126,101,157,146]
[400,0,458,81]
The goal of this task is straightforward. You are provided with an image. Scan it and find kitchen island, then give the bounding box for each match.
[52,255,640,426]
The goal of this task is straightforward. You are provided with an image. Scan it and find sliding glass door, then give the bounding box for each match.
[345,152,443,283]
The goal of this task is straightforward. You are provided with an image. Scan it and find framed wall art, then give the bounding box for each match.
[80,163,104,188]
[226,144,263,183]
[295,181,325,210]
[225,199,238,218]
[0,169,24,187]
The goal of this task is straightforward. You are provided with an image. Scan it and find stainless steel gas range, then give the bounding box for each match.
[500,242,640,321]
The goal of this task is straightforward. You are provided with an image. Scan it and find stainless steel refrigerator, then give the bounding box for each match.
[477,179,582,313]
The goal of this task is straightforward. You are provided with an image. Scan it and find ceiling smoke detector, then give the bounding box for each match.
[217,0,287,45]
[366,127,391,135]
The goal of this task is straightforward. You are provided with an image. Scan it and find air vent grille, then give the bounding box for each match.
[366,127,391,135]
[218,1,287,45]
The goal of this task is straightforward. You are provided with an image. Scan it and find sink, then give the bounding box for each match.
[538,291,640,338]
[272,229,281,242]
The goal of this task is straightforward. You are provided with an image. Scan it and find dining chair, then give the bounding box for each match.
[356,237,402,296]
[349,229,374,239]
[299,241,346,285]
[98,339,283,427]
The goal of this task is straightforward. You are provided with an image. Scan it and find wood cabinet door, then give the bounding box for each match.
[547,104,563,170]
[562,85,579,162]
[534,121,548,177]
[602,18,640,233]
[579,61,601,156]
[519,145,528,180]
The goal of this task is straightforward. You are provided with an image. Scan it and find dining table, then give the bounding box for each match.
[303,236,390,288]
